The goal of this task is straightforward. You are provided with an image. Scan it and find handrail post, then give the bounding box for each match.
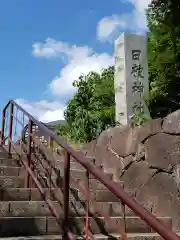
[63,151,70,239]
[85,170,90,240]
[0,109,6,146]
[27,119,33,188]
[8,103,14,157]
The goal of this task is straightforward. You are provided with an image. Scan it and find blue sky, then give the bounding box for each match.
[0,0,150,122]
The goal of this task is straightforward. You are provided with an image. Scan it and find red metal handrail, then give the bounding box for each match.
[0,100,179,240]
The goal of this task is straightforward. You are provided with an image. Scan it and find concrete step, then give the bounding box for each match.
[57,169,113,181]
[0,201,62,217]
[2,149,96,170]
[19,167,113,182]
[0,200,134,217]
[77,189,123,202]
[0,201,109,217]
[0,151,9,159]
[56,161,103,172]
[0,216,172,237]
[57,155,96,168]
[0,176,25,188]
[0,175,122,190]
[0,188,60,201]
[0,166,113,185]
[0,158,112,179]
[0,188,125,203]
[89,233,173,239]
[0,233,177,239]
[71,179,123,190]
[56,160,85,171]
[0,166,20,176]
[0,158,20,167]
[0,236,62,240]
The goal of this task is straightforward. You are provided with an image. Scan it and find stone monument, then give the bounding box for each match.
[114,32,149,125]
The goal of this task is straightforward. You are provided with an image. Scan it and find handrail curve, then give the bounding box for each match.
[0,100,179,240]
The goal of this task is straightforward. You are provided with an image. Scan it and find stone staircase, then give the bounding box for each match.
[0,147,173,239]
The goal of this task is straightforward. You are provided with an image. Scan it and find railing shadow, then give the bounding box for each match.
[26,144,118,237]
[0,187,40,237]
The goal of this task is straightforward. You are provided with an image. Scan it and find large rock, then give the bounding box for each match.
[108,125,137,157]
[82,140,97,157]
[145,133,180,171]
[94,119,162,159]
[121,161,156,196]
[104,153,134,181]
[137,118,162,143]
[136,172,180,230]
[94,125,129,166]
[163,109,180,134]
[83,109,180,230]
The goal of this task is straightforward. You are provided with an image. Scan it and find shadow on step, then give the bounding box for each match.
[0,187,40,237]
[0,217,40,237]
[70,188,117,239]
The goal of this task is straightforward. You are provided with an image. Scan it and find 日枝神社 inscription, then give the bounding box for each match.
[131,50,145,115]
[114,32,149,125]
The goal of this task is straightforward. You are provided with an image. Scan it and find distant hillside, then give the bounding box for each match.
[45,120,66,127]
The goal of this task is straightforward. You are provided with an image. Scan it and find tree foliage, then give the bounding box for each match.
[148,0,180,118]
[63,66,115,142]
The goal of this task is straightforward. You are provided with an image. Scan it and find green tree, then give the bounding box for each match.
[64,66,115,142]
[147,0,180,118]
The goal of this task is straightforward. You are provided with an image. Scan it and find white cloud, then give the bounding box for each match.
[50,51,114,96]
[97,0,151,41]
[127,0,151,12]
[32,38,69,58]
[20,38,114,122]
[33,38,114,97]
[16,99,65,123]
[97,15,127,41]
